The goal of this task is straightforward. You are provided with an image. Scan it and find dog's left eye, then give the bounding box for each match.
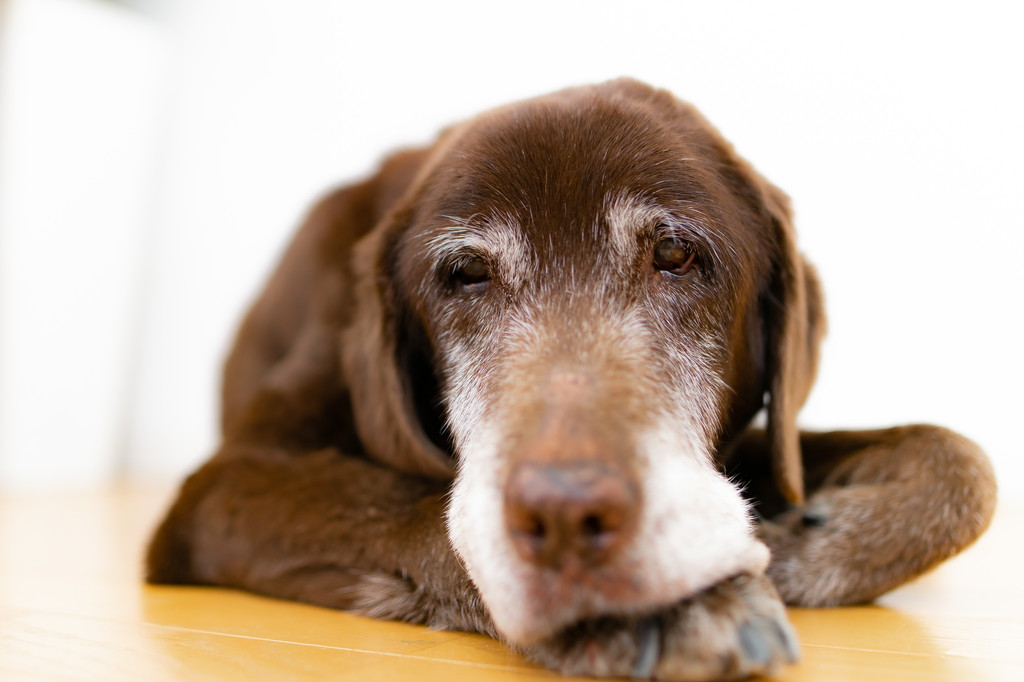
[453,258,491,290]
[653,238,697,276]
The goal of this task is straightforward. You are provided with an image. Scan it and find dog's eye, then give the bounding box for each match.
[453,258,491,290]
[653,238,697,276]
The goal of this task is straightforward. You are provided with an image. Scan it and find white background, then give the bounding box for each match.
[1,0,1021,496]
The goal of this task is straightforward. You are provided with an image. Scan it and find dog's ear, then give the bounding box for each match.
[693,106,825,506]
[647,94,823,504]
[760,185,825,505]
[341,194,454,480]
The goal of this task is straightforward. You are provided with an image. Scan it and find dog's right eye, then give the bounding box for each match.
[452,258,491,291]
[653,237,698,277]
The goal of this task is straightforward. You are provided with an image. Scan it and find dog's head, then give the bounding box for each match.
[341,79,823,644]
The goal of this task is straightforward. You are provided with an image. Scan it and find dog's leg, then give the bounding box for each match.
[149,446,809,679]
[147,448,497,637]
[729,425,997,606]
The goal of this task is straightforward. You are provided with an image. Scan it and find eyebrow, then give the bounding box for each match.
[603,190,739,273]
[427,213,536,285]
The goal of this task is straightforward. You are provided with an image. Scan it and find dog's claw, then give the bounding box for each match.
[736,615,799,675]
[769,617,801,664]
[632,616,662,679]
[738,620,773,666]
[800,510,827,528]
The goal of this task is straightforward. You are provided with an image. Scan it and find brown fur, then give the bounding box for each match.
[147,80,996,680]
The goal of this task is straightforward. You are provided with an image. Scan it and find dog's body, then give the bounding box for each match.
[148,80,996,680]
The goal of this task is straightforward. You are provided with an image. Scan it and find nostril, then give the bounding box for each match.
[579,508,628,552]
[506,505,547,537]
[527,515,547,540]
[581,513,604,539]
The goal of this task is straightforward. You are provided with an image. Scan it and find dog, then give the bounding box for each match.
[147,79,997,680]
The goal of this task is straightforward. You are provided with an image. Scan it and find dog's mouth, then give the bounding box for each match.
[520,609,664,679]
[520,572,800,680]
[499,550,696,645]
[446,409,772,648]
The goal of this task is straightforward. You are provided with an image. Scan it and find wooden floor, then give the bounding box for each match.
[0,485,1020,681]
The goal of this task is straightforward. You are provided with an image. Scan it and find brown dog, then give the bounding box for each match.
[147,79,997,680]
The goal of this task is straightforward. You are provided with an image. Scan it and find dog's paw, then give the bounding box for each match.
[520,573,798,681]
[758,485,908,606]
[652,574,798,680]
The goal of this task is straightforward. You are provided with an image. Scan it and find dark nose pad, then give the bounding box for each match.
[504,461,638,569]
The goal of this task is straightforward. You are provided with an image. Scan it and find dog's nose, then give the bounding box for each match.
[504,461,638,568]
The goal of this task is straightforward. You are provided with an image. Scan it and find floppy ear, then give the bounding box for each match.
[220,143,452,478]
[760,186,826,505]
[341,197,454,480]
[654,96,824,502]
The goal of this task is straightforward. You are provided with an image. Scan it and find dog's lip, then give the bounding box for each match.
[508,558,689,642]
[493,535,770,644]
[512,588,664,647]
[529,559,649,600]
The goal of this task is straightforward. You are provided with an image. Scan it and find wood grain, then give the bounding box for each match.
[0,485,1019,681]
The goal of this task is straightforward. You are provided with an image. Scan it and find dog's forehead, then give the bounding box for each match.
[394,88,773,298]
[430,98,720,233]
